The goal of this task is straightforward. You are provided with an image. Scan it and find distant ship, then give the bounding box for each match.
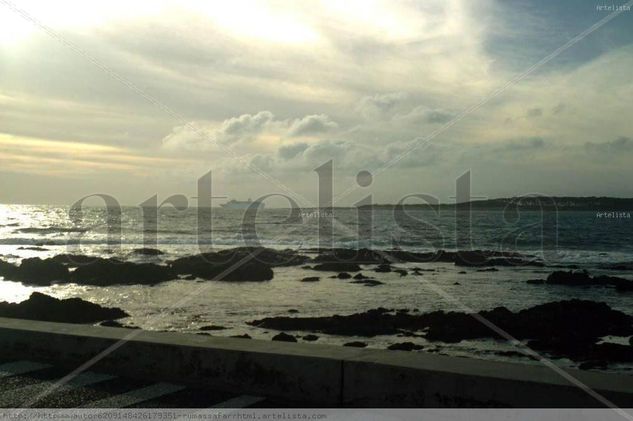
[220,198,265,209]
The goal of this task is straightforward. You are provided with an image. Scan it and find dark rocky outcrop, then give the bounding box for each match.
[199,325,226,331]
[0,292,128,324]
[170,252,273,282]
[249,300,633,364]
[388,342,424,351]
[374,264,391,273]
[394,269,408,277]
[529,270,633,292]
[303,334,319,341]
[350,279,384,287]
[272,332,297,342]
[343,341,367,348]
[11,258,70,286]
[72,259,176,286]
[300,276,320,282]
[132,248,164,256]
[336,272,352,279]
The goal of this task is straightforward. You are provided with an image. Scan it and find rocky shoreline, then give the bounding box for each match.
[0,246,632,370]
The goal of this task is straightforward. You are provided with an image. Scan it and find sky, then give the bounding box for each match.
[0,0,632,206]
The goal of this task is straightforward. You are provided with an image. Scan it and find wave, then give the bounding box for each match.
[16,227,89,234]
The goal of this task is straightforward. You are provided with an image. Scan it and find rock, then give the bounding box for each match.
[344,341,367,348]
[72,259,176,286]
[458,271,467,274]
[13,258,70,286]
[99,320,138,329]
[311,262,361,272]
[303,334,319,341]
[0,292,128,324]
[453,282,461,285]
[393,269,408,276]
[0,260,18,279]
[374,264,391,273]
[388,342,424,351]
[231,334,252,339]
[170,254,273,282]
[249,299,633,364]
[529,270,633,292]
[353,273,369,279]
[199,325,226,331]
[132,248,164,256]
[300,276,320,282]
[350,279,384,287]
[50,254,101,266]
[287,309,299,314]
[337,272,352,279]
[272,332,297,342]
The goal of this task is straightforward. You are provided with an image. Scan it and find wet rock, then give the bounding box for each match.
[231,334,252,339]
[529,270,633,292]
[50,254,101,266]
[272,332,297,342]
[388,342,424,351]
[170,254,273,282]
[311,262,361,272]
[72,259,176,286]
[300,276,320,282]
[133,248,164,256]
[0,260,18,279]
[353,273,369,279]
[303,334,319,341]
[199,325,226,331]
[393,269,408,277]
[453,282,461,285]
[344,341,367,348]
[13,258,70,286]
[249,299,633,364]
[0,292,128,324]
[337,272,352,279]
[374,264,391,273]
[287,309,299,314]
[99,320,138,329]
[458,271,467,274]
[350,279,384,287]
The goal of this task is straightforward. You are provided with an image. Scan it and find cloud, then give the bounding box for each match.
[585,136,633,155]
[288,114,338,136]
[356,92,408,119]
[278,142,309,160]
[394,106,456,125]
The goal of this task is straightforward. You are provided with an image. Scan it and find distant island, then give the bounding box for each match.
[358,197,633,211]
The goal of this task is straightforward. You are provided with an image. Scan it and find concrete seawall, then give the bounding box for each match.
[1,317,632,407]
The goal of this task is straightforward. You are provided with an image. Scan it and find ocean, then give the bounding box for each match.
[1,204,632,371]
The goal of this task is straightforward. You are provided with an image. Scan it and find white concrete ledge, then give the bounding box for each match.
[0,317,632,407]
